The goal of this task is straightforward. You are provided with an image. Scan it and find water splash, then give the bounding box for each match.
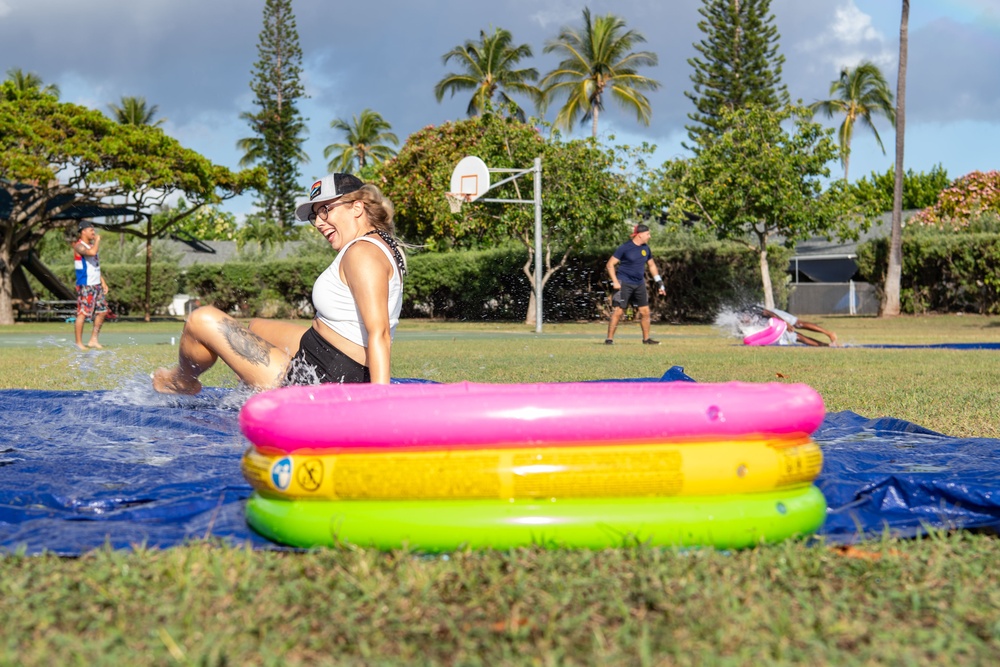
[283,356,323,387]
[713,307,767,339]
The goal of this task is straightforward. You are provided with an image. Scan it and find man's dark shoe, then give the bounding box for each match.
[605,339,614,345]
[642,338,660,345]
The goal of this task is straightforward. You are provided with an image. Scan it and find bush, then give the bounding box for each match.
[857,230,1000,314]
[48,263,181,316]
[403,248,531,320]
[402,241,790,323]
[177,241,790,323]
[908,170,1000,229]
[184,259,328,317]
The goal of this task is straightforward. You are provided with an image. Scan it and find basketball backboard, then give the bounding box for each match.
[449,156,490,201]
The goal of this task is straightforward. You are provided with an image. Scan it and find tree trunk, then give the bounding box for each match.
[0,243,14,325]
[882,0,908,316]
[760,248,775,309]
[523,248,537,326]
[522,243,570,326]
[144,217,153,322]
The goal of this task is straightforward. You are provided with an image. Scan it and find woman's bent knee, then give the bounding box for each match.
[185,306,229,334]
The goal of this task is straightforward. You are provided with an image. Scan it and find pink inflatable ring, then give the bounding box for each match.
[239,381,825,454]
[744,317,787,346]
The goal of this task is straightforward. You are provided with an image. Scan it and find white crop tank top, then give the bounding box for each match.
[313,236,403,347]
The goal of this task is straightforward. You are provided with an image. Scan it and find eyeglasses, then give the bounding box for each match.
[308,200,350,223]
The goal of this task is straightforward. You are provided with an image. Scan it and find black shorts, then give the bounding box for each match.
[616,282,649,308]
[284,327,371,385]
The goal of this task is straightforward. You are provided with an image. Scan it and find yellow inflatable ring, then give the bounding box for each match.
[241,437,822,500]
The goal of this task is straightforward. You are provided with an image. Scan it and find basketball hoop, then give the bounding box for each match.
[445,192,470,214]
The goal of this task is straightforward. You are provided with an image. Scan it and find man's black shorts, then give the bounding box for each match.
[616,281,649,308]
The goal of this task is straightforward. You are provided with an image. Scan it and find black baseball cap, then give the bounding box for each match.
[77,220,95,232]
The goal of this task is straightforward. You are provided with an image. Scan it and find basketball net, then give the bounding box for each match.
[445,192,470,214]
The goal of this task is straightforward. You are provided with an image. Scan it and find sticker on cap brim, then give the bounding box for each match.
[310,181,322,200]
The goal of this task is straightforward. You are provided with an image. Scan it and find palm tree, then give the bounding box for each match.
[540,8,660,138]
[2,67,60,100]
[323,109,399,173]
[107,96,166,126]
[883,0,909,317]
[434,27,541,122]
[810,61,895,181]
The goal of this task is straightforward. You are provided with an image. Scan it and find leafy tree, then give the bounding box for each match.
[434,27,541,123]
[685,0,788,151]
[378,110,639,324]
[907,170,1000,229]
[0,95,264,324]
[663,103,870,308]
[107,95,166,127]
[540,8,660,138]
[240,0,308,231]
[323,109,399,173]
[850,164,950,212]
[884,0,909,317]
[1,67,60,100]
[160,199,238,241]
[235,213,288,254]
[810,61,895,181]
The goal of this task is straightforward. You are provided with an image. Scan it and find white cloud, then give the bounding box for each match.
[795,0,895,73]
[831,1,881,45]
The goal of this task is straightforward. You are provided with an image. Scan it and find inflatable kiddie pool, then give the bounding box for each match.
[240,381,827,551]
[744,317,788,346]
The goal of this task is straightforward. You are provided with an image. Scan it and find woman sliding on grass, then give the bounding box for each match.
[759,306,838,347]
[152,173,405,393]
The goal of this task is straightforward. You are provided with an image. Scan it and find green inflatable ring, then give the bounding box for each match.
[246,485,826,551]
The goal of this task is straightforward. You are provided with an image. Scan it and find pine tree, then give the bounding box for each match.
[684,0,789,152]
[241,0,308,229]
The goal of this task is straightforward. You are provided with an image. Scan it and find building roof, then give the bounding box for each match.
[791,210,916,260]
[164,239,306,267]
[788,211,917,282]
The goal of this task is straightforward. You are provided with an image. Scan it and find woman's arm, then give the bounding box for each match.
[341,242,394,384]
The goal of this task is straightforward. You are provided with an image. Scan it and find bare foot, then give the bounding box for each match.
[152,367,202,395]
[76,343,88,351]
[87,341,104,349]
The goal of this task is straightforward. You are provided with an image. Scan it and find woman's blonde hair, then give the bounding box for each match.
[340,184,395,237]
[340,183,407,275]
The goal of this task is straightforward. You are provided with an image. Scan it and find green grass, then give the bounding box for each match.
[1,314,999,665]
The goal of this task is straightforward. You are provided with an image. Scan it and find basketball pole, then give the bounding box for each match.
[532,157,542,333]
[472,157,544,333]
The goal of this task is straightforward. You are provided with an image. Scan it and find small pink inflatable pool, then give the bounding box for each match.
[744,317,787,346]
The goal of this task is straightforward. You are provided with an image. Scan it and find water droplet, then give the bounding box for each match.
[776,502,787,515]
[706,405,721,421]
[737,464,747,478]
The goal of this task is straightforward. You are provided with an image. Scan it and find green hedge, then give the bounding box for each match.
[856,232,1000,314]
[183,260,329,318]
[50,263,181,316]
[179,242,789,323]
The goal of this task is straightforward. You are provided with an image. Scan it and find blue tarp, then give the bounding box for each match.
[2,374,998,555]
[846,343,1000,350]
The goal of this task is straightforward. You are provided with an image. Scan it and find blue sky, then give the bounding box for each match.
[2,0,998,220]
